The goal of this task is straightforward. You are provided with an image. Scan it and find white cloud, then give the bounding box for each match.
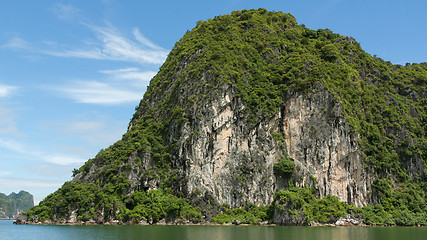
[51,67,156,105]
[57,80,143,104]
[100,67,157,88]
[0,138,86,165]
[0,86,24,137]
[60,119,125,147]
[0,105,23,136]
[1,37,31,50]
[0,84,18,97]
[4,4,169,65]
[41,154,86,166]
[3,4,163,105]
[52,3,81,21]
[0,138,25,153]
[0,177,62,191]
[100,68,156,81]
[24,163,80,179]
[0,171,12,177]
[56,24,169,64]
[133,28,164,50]
[86,25,169,64]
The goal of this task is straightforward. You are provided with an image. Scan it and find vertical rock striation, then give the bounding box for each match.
[172,82,370,208]
[178,85,281,207]
[281,87,370,207]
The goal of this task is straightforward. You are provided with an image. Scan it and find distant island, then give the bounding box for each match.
[0,191,34,220]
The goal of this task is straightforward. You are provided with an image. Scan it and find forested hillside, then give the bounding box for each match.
[0,191,33,219]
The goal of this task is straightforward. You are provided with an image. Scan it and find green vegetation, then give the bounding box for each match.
[23,9,426,225]
[274,187,354,224]
[26,181,200,223]
[360,177,427,225]
[272,131,295,180]
[211,203,272,224]
[120,189,202,223]
[273,157,295,180]
[273,183,427,226]
[0,191,33,219]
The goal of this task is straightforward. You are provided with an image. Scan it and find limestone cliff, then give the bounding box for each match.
[157,82,371,208]
[282,88,371,207]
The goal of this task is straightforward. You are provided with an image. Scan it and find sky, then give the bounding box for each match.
[0,0,426,204]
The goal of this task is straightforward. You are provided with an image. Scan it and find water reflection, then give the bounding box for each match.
[182,225,369,240]
[3,220,427,240]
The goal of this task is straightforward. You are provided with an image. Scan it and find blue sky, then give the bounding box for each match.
[0,0,426,204]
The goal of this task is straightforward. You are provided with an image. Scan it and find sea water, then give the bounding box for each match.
[1,220,426,240]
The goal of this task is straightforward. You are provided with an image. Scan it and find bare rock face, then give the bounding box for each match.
[67,209,78,223]
[282,88,371,207]
[14,212,28,224]
[175,84,371,208]
[178,86,281,208]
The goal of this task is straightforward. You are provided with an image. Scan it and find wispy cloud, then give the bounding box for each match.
[0,105,24,137]
[24,163,80,179]
[84,25,169,64]
[0,171,12,177]
[0,84,18,97]
[52,119,125,147]
[1,37,31,50]
[4,4,163,105]
[53,67,155,105]
[43,25,168,64]
[41,154,86,166]
[0,84,25,136]
[0,138,86,165]
[100,67,156,81]
[51,3,81,21]
[100,67,157,87]
[56,80,143,104]
[0,86,26,137]
[0,85,24,136]
[133,28,164,51]
[7,26,169,65]
[0,177,62,190]
[3,4,163,105]
[4,4,169,65]
[0,138,24,153]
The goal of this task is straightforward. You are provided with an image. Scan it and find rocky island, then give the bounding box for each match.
[0,190,33,220]
[18,9,426,226]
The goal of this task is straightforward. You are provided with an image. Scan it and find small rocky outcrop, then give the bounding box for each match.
[335,215,362,226]
[13,212,28,224]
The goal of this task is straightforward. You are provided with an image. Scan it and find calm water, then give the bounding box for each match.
[1,220,426,240]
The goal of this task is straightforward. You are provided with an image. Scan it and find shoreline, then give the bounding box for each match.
[15,220,425,227]
[15,220,276,226]
[13,214,426,227]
